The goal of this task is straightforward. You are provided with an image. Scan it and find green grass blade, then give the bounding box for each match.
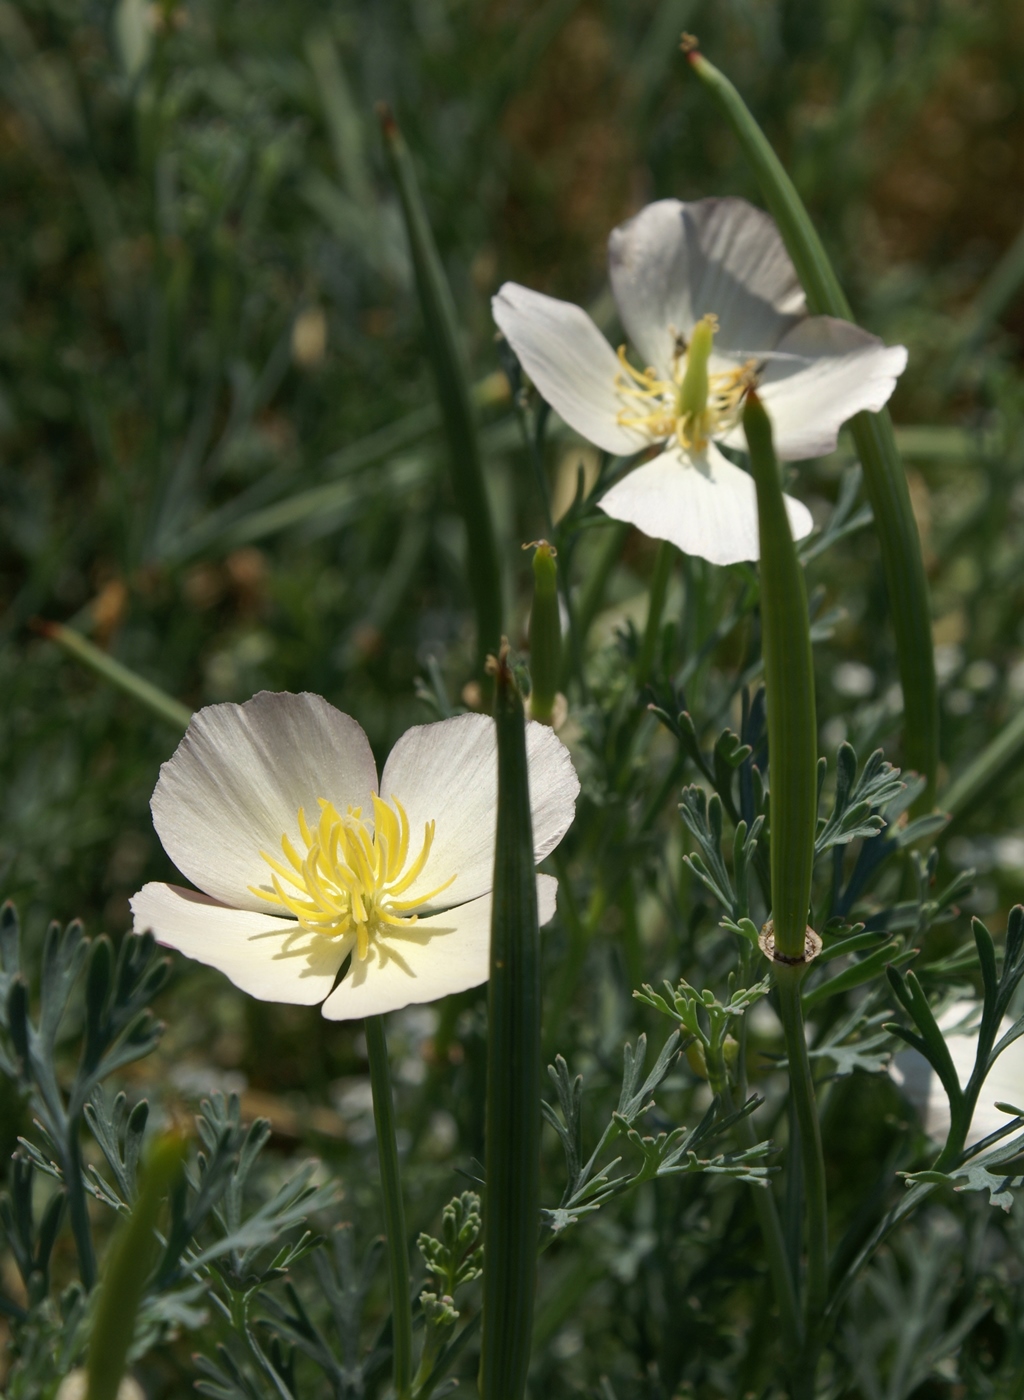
[380,107,503,669]
[481,647,541,1399]
[687,43,938,804]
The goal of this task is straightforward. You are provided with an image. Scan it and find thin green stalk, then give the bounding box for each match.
[366,1014,413,1400]
[775,965,828,1364]
[686,43,938,806]
[636,540,675,688]
[480,648,542,1400]
[379,107,503,669]
[35,620,191,731]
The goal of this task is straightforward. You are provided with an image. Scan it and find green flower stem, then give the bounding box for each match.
[379,107,503,670]
[86,1132,186,1400]
[686,44,938,806]
[35,620,191,731]
[744,395,816,959]
[636,540,675,688]
[481,648,542,1400]
[528,542,561,724]
[775,963,828,1364]
[366,1013,413,1400]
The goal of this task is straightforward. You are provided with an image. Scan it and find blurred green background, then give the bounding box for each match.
[3,0,1024,1393]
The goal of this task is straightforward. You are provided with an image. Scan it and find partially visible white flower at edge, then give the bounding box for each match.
[130,691,580,1020]
[493,197,908,566]
[890,998,1024,1147]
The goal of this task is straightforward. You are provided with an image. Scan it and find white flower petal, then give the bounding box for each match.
[379,714,579,912]
[131,882,349,1005]
[320,875,558,1021]
[151,691,378,912]
[608,198,806,375]
[890,999,1024,1147]
[720,317,908,461]
[492,282,649,456]
[597,442,812,566]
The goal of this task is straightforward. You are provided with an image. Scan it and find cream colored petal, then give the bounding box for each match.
[151,690,378,912]
[492,282,650,456]
[130,882,349,1005]
[320,875,558,1021]
[608,198,806,375]
[378,715,578,912]
[718,317,908,461]
[597,442,812,566]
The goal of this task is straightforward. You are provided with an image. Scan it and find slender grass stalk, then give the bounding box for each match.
[480,646,542,1400]
[686,42,938,806]
[86,1132,186,1400]
[744,394,827,1386]
[636,540,675,688]
[366,1014,413,1400]
[379,106,503,669]
[34,620,192,731]
[528,542,561,724]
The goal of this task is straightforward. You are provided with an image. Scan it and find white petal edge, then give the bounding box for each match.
[492,282,650,457]
[608,198,806,376]
[597,442,812,566]
[130,882,349,1005]
[151,691,379,913]
[890,999,1024,1148]
[718,317,908,461]
[379,713,579,911]
[321,874,558,1021]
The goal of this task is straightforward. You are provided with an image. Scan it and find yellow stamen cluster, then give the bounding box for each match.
[614,314,757,453]
[250,794,455,961]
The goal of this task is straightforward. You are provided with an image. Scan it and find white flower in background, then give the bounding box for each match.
[890,998,1024,1147]
[131,691,579,1020]
[493,197,907,566]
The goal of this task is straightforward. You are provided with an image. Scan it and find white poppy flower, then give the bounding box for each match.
[493,197,908,566]
[130,691,579,1020]
[890,998,1024,1148]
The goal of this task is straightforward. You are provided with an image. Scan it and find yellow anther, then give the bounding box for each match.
[613,319,757,454]
[249,794,456,959]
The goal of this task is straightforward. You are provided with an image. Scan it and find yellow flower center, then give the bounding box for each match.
[614,314,757,452]
[250,794,456,961]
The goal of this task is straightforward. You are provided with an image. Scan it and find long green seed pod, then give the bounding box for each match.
[528,542,561,724]
[744,392,828,1372]
[686,43,938,806]
[480,646,541,1399]
[743,394,816,959]
[86,1132,186,1400]
[379,106,503,669]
